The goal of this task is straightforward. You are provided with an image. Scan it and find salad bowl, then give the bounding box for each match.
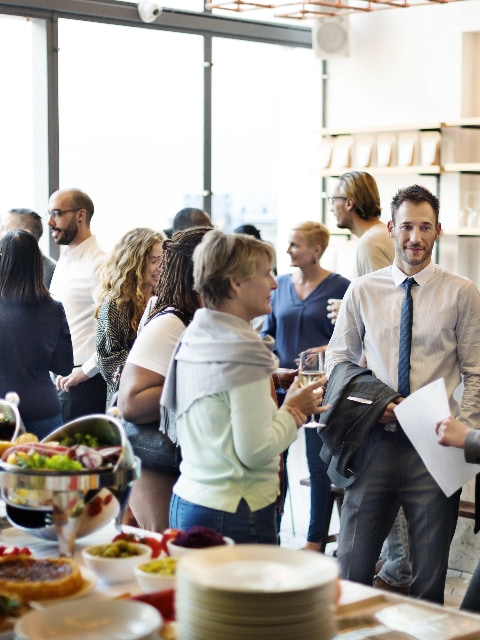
[0,408,140,556]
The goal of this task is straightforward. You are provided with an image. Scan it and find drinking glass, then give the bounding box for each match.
[298,351,324,428]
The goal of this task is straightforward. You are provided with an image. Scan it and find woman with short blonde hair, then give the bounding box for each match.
[163,229,328,543]
[262,220,350,551]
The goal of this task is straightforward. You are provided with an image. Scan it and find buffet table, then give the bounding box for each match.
[1,519,480,640]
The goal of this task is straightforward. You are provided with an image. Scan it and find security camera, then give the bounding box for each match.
[138,0,162,23]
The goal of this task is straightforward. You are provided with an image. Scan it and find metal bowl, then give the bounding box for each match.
[0,392,24,442]
[0,409,140,556]
[0,459,141,556]
[43,408,134,471]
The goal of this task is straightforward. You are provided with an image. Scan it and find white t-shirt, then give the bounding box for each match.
[126,310,186,376]
[49,235,105,376]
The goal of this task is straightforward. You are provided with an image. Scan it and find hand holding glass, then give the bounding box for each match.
[298,351,325,428]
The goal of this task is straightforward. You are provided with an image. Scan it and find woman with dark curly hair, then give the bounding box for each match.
[117,226,211,532]
[96,227,165,408]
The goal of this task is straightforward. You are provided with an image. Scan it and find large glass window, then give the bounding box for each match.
[0,16,36,214]
[58,19,203,252]
[211,39,322,273]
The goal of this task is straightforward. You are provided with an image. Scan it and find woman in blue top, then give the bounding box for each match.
[262,220,350,551]
[0,229,73,438]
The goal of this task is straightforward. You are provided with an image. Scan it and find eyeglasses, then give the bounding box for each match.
[45,208,81,221]
[327,196,348,206]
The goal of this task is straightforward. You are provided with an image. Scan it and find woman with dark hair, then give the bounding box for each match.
[96,227,165,408]
[117,226,211,532]
[162,230,329,544]
[0,229,73,437]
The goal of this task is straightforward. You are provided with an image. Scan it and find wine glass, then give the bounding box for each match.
[298,351,324,428]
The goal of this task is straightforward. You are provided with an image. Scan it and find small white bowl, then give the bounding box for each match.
[134,557,178,592]
[167,536,234,558]
[82,541,152,584]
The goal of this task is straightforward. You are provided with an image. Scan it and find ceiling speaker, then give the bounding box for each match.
[313,16,349,59]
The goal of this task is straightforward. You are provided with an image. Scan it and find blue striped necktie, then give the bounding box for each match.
[398,278,416,397]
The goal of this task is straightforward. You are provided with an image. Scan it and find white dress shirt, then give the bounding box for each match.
[325,260,480,429]
[50,235,105,377]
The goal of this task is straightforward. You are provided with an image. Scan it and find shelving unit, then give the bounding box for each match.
[318,120,480,282]
[317,119,480,178]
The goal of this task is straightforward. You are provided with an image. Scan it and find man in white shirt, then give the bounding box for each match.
[325,184,480,604]
[330,172,410,595]
[48,188,107,421]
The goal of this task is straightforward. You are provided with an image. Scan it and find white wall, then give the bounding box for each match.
[326,2,480,127]
[307,1,480,287]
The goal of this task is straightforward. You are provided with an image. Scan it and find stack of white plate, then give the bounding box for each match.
[176,544,338,640]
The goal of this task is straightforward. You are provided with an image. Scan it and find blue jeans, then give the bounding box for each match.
[305,427,331,543]
[169,494,278,544]
[377,507,412,588]
[337,429,459,604]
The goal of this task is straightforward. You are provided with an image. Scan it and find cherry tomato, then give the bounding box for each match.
[131,589,175,623]
[140,536,162,559]
[160,528,183,556]
[86,495,103,517]
[0,545,32,556]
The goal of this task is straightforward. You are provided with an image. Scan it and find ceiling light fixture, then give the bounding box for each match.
[205,0,466,20]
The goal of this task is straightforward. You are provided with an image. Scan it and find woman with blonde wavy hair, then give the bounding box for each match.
[96,227,165,408]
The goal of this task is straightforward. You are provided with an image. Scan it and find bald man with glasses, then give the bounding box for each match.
[47,188,107,421]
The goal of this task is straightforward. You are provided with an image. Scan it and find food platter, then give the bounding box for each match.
[0,409,141,557]
[14,599,163,640]
[28,565,98,608]
[0,460,141,556]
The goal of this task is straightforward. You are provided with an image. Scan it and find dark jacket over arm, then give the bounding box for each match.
[319,361,401,488]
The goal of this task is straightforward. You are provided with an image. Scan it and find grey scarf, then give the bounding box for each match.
[160,308,278,444]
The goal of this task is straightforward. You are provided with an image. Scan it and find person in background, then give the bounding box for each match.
[331,171,394,276]
[172,207,212,232]
[329,171,408,594]
[261,221,350,551]
[0,208,56,287]
[436,416,480,612]
[48,188,107,421]
[96,228,165,409]
[325,184,480,604]
[0,230,73,438]
[234,223,277,277]
[234,223,262,240]
[117,227,211,532]
[163,229,329,544]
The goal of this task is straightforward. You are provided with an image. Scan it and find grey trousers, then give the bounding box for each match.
[337,428,459,604]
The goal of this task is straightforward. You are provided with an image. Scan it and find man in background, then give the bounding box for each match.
[172,207,212,232]
[48,188,106,421]
[330,171,393,276]
[329,171,409,595]
[0,208,56,287]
